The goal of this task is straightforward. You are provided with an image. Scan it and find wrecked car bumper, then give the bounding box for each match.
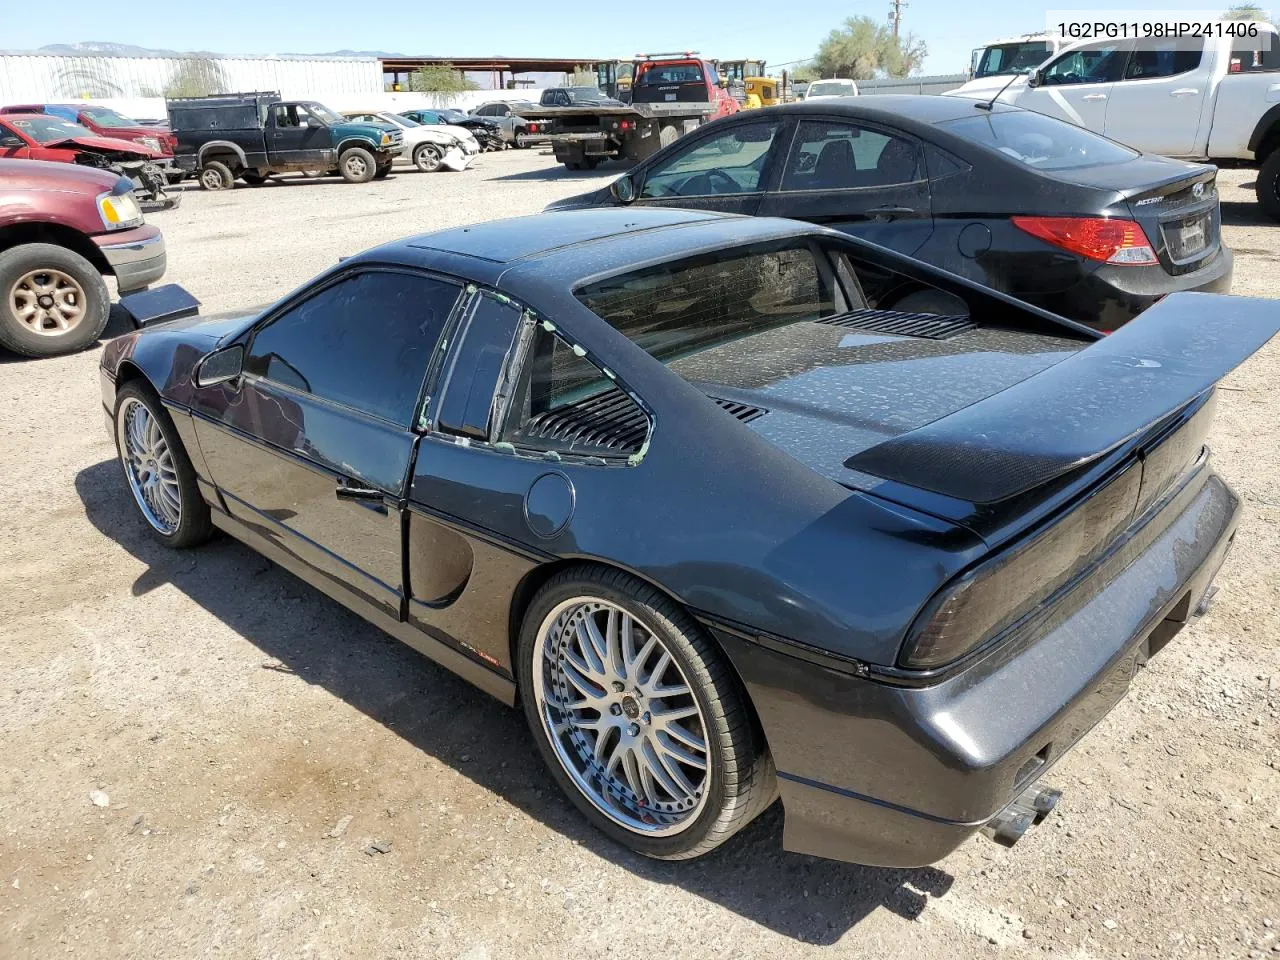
[96,225,166,292]
[440,147,474,172]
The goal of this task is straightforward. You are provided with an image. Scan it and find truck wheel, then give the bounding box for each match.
[373,163,392,180]
[240,171,268,186]
[339,147,377,183]
[413,144,442,172]
[0,243,110,358]
[198,160,235,191]
[580,157,601,170]
[1258,150,1280,222]
[659,125,679,150]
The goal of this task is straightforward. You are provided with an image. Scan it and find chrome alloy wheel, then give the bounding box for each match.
[343,153,369,178]
[533,598,711,835]
[116,397,182,535]
[10,268,86,336]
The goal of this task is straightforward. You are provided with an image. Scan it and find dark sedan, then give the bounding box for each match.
[101,209,1275,867]
[546,96,1234,330]
[399,108,506,150]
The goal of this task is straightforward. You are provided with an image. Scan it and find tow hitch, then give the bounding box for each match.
[981,783,1063,848]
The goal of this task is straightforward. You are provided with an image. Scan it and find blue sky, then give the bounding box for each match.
[3,0,1262,76]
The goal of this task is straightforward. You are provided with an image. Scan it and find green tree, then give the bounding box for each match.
[814,16,929,80]
[1224,3,1270,18]
[789,64,820,83]
[407,64,477,93]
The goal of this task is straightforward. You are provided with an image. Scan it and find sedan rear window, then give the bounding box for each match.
[940,110,1138,170]
[575,242,835,366]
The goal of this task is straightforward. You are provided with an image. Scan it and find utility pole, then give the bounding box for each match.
[888,0,906,38]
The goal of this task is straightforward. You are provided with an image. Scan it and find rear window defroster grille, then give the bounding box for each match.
[521,389,648,455]
[817,307,975,340]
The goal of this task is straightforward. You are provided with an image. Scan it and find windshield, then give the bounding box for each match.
[974,41,1052,78]
[79,106,139,128]
[382,113,414,127]
[439,109,468,122]
[637,64,704,86]
[575,241,835,370]
[806,80,856,97]
[5,117,94,142]
[306,103,344,125]
[942,109,1139,170]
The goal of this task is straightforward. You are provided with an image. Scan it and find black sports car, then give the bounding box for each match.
[101,209,1276,867]
[398,108,506,151]
[546,96,1234,331]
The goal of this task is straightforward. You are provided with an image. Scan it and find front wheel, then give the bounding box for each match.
[1258,150,1280,222]
[198,160,235,191]
[0,243,110,358]
[113,382,213,548]
[414,143,442,172]
[373,162,392,180]
[518,566,776,860]
[339,147,376,183]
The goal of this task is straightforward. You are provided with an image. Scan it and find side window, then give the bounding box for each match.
[246,271,461,426]
[1123,38,1202,79]
[1042,41,1129,85]
[639,120,782,198]
[781,121,921,191]
[500,325,649,459]
[1230,35,1280,72]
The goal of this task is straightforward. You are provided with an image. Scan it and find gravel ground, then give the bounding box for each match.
[1,153,1278,960]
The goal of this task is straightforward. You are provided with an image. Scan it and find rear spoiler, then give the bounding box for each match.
[845,292,1280,503]
[117,284,201,327]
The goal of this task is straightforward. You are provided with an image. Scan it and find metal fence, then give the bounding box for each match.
[853,73,968,96]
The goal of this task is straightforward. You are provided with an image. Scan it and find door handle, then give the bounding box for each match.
[335,480,388,512]
[1082,93,1107,101]
[868,205,916,219]
[1171,88,1199,97]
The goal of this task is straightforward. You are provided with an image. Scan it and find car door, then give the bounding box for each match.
[268,103,329,165]
[1103,37,1207,155]
[756,118,933,255]
[190,268,464,618]
[0,119,32,158]
[1018,39,1131,133]
[631,117,789,216]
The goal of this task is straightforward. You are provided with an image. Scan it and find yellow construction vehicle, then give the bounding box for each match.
[742,76,780,109]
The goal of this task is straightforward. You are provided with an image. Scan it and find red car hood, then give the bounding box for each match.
[46,134,165,159]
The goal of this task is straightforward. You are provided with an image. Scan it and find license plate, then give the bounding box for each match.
[665,93,676,101]
[1165,213,1209,260]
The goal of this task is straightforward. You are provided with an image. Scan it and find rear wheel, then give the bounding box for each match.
[518,566,776,860]
[113,381,213,548]
[413,143,442,172]
[339,147,376,183]
[0,243,109,358]
[240,171,268,185]
[1257,150,1280,222]
[198,160,235,191]
[658,124,679,150]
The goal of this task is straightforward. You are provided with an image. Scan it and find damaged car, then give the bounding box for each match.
[100,209,1277,868]
[340,110,479,172]
[0,113,180,210]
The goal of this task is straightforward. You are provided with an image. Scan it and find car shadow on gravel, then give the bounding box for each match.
[1221,198,1276,228]
[75,458,954,944]
[490,162,629,183]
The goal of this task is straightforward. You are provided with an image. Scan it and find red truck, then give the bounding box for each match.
[520,54,740,169]
[0,158,166,357]
[0,103,176,155]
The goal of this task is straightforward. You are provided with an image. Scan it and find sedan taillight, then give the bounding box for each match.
[1012,216,1158,266]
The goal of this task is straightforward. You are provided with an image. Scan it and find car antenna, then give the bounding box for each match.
[975,72,1022,111]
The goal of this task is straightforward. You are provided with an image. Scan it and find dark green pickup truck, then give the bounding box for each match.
[167,92,402,189]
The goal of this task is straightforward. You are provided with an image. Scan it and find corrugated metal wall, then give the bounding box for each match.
[0,54,383,103]
[853,73,969,95]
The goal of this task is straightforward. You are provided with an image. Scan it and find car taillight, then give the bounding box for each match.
[1012,216,1158,265]
[527,122,540,133]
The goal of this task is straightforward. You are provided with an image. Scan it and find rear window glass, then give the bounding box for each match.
[574,242,835,366]
[806,80,857,97]
[941,110,1138,170]
[637,64,705,86]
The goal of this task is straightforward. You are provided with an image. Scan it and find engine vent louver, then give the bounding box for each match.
[521,389,648,454]
[709,396,768,424]
[817,308,975,340]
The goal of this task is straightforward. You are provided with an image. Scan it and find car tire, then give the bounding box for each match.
[0,243,110,358]
[374,163,392,180]
[580,157,601,170]
[890,289,970,317]
[413,143,443,172]
[240,171,269,186]
[113,380,213,549]
[339,147,377,183]
[659,124,679,149]
[564,160,583,171]
[1257,150,1280,223]
[198,160,235,191]
[517,565,776,861]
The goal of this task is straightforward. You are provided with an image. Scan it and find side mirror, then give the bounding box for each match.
[195,344,244,388]
[1028,69,1043,88]
[610,175,636,204]
[0,135,22,148]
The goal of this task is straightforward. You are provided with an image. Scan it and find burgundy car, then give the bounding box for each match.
[0,103,176,155]
[0,158,166,357]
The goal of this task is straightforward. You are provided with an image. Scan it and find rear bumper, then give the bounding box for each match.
[713,460,1240,867]
[1051,246,1234,332]
[95,226,166,292]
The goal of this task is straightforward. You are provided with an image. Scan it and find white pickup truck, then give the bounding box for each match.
[946,27,1280,219]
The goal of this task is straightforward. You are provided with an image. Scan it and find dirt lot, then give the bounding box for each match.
[1,153,1278,960]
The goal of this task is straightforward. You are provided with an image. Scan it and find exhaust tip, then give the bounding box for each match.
[982,783,1062,848]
